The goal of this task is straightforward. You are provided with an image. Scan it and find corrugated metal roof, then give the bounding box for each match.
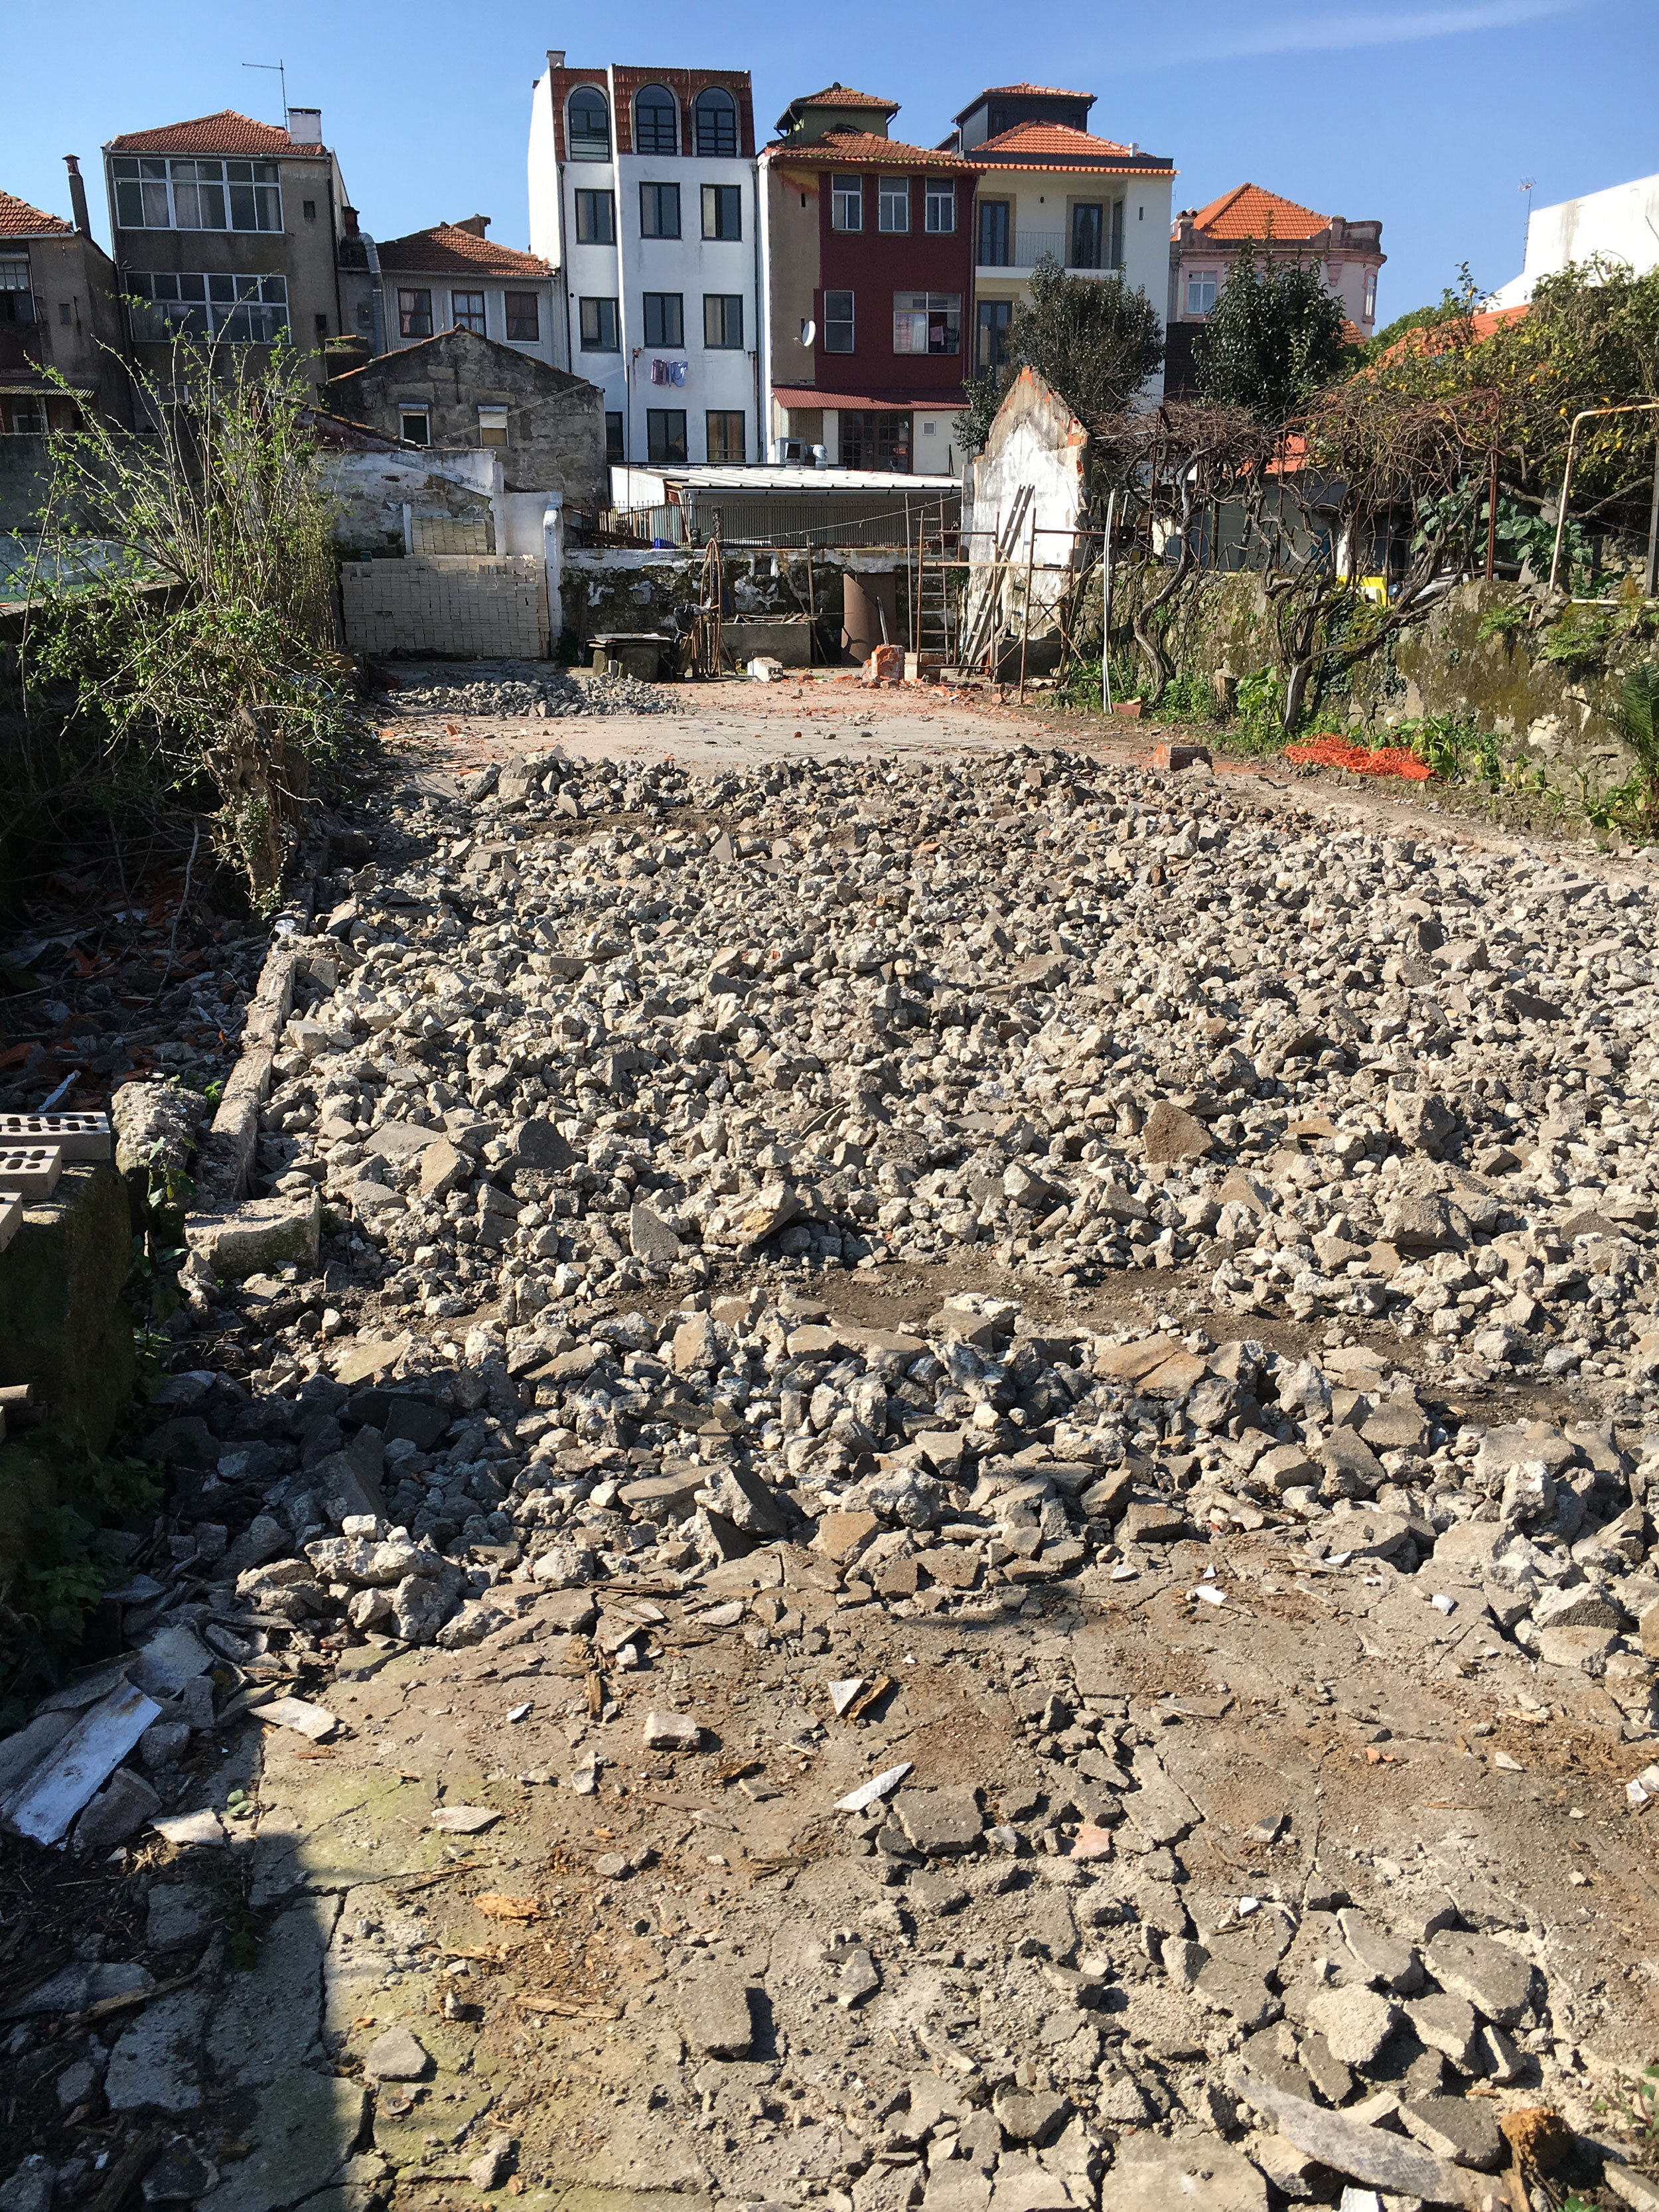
[0,192,72,237]
[654,464,958,490]
[772,386,964,414]
[105,110,307,156]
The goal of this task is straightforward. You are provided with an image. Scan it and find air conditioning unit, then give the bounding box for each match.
[773,436,810,464]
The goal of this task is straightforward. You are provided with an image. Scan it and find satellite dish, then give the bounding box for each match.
[798,319,816,346]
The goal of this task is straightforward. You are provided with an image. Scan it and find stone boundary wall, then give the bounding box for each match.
[340,555,548,660]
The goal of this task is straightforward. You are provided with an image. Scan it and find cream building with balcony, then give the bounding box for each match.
[944,85,1175,387]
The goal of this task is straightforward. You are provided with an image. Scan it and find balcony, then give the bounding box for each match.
[975,230,1124,276]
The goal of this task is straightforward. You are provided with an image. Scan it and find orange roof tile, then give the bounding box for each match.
[1185,182,1327,242]
[972,121,1173,171]
[0,191,72,237]
[772,384,959,412]
[778,127,971,171]
[1380,303,1530,361]
[787,86,900,111]
[977,83,1093,100]
[376,223,549,278]
[104,110,306,157]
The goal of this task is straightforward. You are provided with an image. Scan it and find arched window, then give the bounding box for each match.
[634,84,678,157]
[567,86,610,161]
[694,86,738,159]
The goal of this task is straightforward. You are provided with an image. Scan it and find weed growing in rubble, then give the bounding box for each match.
[21,339,362,903]
[1595,2062,1659,2158]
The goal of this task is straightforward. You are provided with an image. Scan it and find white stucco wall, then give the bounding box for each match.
[526,66,761,469]
[1491,172,1659,308]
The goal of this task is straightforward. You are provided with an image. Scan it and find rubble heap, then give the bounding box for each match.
[378,668,682,720]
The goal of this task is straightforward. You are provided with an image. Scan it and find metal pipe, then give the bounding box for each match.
[1102,491,1116,713]
[1550,399,1659,594]
[1646,443,1659,602]
[1485,449,1498,582]
[1017,509,1036,703]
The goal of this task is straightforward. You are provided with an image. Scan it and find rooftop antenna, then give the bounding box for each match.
[243,59,289,125]
[1519,177,1536,263]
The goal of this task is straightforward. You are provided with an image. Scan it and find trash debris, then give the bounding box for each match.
[1,1682,162,1847]
[834,1762,912,1813]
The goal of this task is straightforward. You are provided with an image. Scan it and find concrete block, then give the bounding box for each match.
[0,1112,111,1161]
[189,1190,322,1280]
[0,1163,133,1456]
[0,1147,62,1198]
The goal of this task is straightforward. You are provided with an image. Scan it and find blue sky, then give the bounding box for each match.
[9,0,1656,322]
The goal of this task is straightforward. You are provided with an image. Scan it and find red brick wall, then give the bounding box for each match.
[547,65,755,161]
[814,166,978,398]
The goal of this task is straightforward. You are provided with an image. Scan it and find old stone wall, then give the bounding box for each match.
[340,555,549,659]
[1105,569,1654,794]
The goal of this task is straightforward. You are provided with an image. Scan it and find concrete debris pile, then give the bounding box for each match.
[378,667,682,720]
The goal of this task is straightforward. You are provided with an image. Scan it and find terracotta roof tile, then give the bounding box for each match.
[376,223,549,278]
[971,122,1173,172]
[1184,182,1328,241]
[776,127,972,171]
[977,82,1093,99]
[0,192,72,237]
[788,86,900,111]
[104,110,304,157]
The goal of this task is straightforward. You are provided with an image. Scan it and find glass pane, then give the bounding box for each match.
[569,89,611,159]
[695,90,737,158]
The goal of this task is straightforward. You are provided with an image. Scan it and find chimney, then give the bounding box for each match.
[547,48,566,68]
[340,204,360,238]
[453,214,490,238]
[63,154,92,235]
[286,106,324,145]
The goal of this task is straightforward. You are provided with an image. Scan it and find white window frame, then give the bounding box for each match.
[110,156,281,233]
[1363,271,1377,321]
[477,404,508,448]
[892,291,961,356]
[924,183,956,234]
[127,270,289,342]
[877,178,910,234]
[830,175,862,233]
[1186,268,1218,316]
[399,406,431,446]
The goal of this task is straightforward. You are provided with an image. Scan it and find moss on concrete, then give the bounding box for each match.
[0,1163,135,1453]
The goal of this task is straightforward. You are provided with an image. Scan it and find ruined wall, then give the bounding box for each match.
[340,555,549,659]
[566,545,894,659]
[1106,569,1654,794]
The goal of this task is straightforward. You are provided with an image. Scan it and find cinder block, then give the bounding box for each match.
[0,1112,112,1161]
[0,1148,62,1199]
[0,1193,23,1254]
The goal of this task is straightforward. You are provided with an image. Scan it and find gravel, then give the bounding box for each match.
[376,665,682,719]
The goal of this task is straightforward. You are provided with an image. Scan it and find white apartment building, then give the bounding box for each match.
[528,54,762,469]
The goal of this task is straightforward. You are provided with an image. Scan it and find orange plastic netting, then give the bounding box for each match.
[1283,735,1435,780]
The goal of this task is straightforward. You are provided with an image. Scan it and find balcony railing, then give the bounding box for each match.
[976,230,1125,273]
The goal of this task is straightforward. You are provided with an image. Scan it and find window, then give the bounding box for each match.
[0,259,33,325]
[975,298,1013,374]
[574,189,614,244]
[505,291,541,341]
[398,288,432,338]
[640,182,681,238]
[399,406,430,446]
[579,295,620,350]
[605,410,624,463]
[823,289,854,353]
[127,270,289,342]
[694,87,738,158]
[924,182,956,234]
[6,397,46,435]
[643,292,684,347]
[1363,271,1377,321]
[477,404,508,448]
[634,84,678,156]
[831,175,862,232]
[110,156,281,232]
[977,199,1011,267]
[58,301,72,326]
[707,409,745,463]
[647,407,687,463]
[567,87,610,161]
[703,293,743,348]
[839,410,910,471]
[303,198,317,220]
[701,184,742,240]
[1186,268,1218,316]
[451,291,486,335]
[1069,202,1104,270]
[877,179,910,234]
[893,291,960,355]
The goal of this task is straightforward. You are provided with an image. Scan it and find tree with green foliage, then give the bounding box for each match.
[1194,242,1359,425]
[1364,263,1481,362]
[956,254,1163,451]
[23,338,357,902]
